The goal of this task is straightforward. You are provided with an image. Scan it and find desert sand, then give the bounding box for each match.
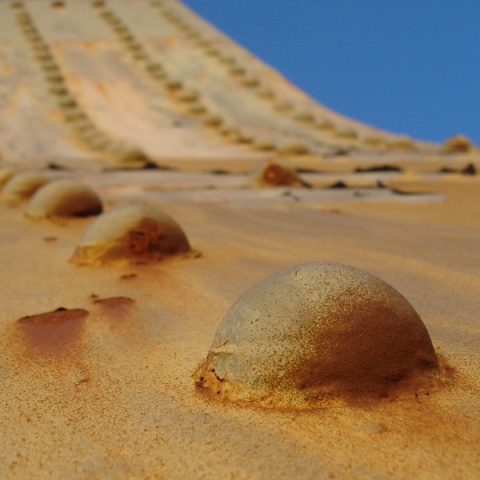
[1,1,479,479]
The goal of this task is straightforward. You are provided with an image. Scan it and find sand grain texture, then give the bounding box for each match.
[1,182,480,479]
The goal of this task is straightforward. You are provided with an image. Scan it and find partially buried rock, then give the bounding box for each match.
[194,262,439,407]
[25,179,103,219]
[277,140,310,156]
[444,134,473,153]
[70,203,191,266]
[248,160,308,187]
[0,168,14,188]
[0,172,48,203]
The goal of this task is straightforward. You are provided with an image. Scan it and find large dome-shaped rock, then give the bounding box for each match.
[25,179,103,219]
[195,262,439,407]
[70,203,191,266]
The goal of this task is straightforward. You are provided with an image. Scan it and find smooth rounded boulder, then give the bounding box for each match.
[195,262,439,407]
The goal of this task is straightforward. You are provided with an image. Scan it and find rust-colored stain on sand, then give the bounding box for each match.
[94,81,110,97]
[17,307,89,355]
[119,273,138,280]
[161,37,177,47]
[93,296,136,323]
[1,63,12,74]
[93,296,135,308]
[94,297,135,307]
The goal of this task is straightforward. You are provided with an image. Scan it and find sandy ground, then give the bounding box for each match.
[0,166,479,479]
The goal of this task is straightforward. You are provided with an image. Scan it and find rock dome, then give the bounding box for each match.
[195,262,439,406]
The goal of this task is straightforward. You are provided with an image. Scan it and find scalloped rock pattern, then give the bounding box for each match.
[1,0,476,170]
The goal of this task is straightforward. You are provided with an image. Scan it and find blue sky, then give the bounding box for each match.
[182,1,479,144]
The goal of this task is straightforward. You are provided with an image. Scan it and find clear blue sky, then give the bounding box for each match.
[182,1,479,144]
